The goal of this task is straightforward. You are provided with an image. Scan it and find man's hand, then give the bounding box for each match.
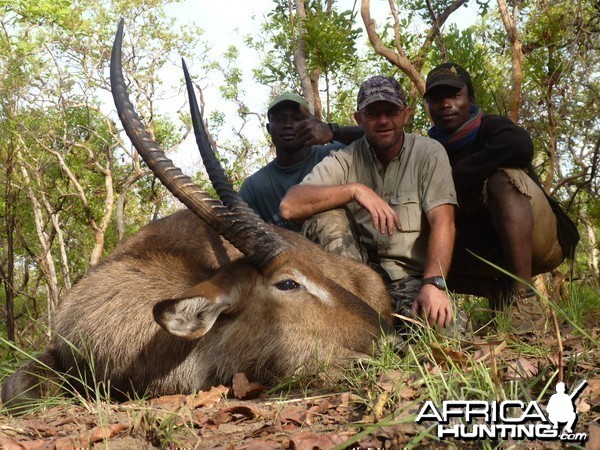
[352,184,401,235]
[294,104,333,146]
[411,284,453,328]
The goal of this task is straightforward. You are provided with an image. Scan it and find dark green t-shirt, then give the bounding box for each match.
[240,143,344,231]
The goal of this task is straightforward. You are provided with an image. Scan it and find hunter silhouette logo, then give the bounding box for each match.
[546,380,587,434]
[416,380,588,442]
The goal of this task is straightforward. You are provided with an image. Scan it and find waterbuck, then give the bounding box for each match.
[1,21,392,412]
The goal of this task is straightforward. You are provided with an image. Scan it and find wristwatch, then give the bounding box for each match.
[327,122,341,141]
[420,276,447,291]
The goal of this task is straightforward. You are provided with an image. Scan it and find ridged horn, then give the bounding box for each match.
[182,59,292,263]
[182,59,248,210]
[110,19,289,267]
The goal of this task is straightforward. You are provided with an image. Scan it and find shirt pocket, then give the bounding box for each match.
[390,191,422,232]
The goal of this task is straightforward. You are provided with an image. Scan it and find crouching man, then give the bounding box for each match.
[280,75,459,331]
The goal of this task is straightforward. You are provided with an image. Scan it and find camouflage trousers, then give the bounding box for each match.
[302,208,421,325]
[386,277,422,322]
[301,208,366,262]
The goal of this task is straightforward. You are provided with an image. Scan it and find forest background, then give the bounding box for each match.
[0,0,598,350]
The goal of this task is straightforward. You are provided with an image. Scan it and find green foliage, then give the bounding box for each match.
[251,0,361,94]
[302,4,361,76]
[1,0,74,27]
[0,0,212,343]
[562,282,600,330]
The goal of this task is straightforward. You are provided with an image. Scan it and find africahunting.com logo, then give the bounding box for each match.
[416,380,588,442]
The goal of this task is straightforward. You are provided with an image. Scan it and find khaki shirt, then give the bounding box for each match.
[301,134,457,280]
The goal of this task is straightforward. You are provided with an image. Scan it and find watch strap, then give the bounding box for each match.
[327,122,340,141]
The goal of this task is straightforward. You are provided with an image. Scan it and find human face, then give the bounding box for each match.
[267,104,306,153]
[426,85,473,134]
[354,101,409,154]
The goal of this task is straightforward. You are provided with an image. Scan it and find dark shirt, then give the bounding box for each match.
[449,115,534,198]
[445,114,579,257]
[239,143,344,231]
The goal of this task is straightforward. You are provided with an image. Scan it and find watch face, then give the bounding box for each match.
[434,278,446,289]
[423,276,446,290]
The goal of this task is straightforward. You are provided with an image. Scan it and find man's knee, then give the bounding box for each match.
[302,209,364,261]
[484,168,564,273]
[485,169,531,206]
[486,170,512,195]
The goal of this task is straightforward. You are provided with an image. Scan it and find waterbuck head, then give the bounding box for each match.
[1,22,393,413]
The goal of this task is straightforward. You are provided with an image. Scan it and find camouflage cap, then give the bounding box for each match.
[424,62,474,98]
[357,76,406,111]
[267,92,309,115]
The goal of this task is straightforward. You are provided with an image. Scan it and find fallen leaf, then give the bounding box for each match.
[89,423,128,442]
[210,444,235,450]
[503,357,539,380]
[563,336,585,353]
[577,399,591,414]
[388,385,418,401]
[586,423,600,450]
[338,392,354,407]
[307,398,331,415]
[15,420,60,438]
[358,424,414,449]
[378,369,404,391]
[372,391,388,420]
[48,417,77,427]
[0,438,29,450]
[545,352,560,366]
[431,345,469,366]
[232,372,266,399]
[189,409,210,428]
[149,394,188,410]
[423,361,444,376]
[292,431,351,450]
[212,405,261,425]
[55,436,88,449]
[279,407,308,427]
[189,385,230,409]
[472,340,507,363]
[238,439,284,449]
[582,377,600,408]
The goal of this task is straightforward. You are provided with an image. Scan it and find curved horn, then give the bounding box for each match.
[181,59,247,210]
[110,19,289,267]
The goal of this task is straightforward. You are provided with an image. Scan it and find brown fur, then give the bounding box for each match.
[2,209,391,411]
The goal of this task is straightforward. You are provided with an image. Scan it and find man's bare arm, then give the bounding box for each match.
[280,183,402,235]
[411,204,456,328]
[279,184,356,221]
[423,204,455,279]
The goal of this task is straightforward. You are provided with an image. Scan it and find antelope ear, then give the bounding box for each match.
[153,295,231,340]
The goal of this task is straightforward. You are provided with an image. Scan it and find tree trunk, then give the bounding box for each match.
[43,200,72,291]
[89,156,115,266]
[497,0,523,123]
[579,210,599,281]
[3,146,16,341]
[310,68,322,119]
[19,163,61,322]
[362,0,425,93]
[543,72,558,192]
[293,0,316,113]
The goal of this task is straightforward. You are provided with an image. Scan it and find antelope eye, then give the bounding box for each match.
[275,279,301,291]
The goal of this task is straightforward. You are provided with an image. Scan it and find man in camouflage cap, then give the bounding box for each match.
[280,75,459,331]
